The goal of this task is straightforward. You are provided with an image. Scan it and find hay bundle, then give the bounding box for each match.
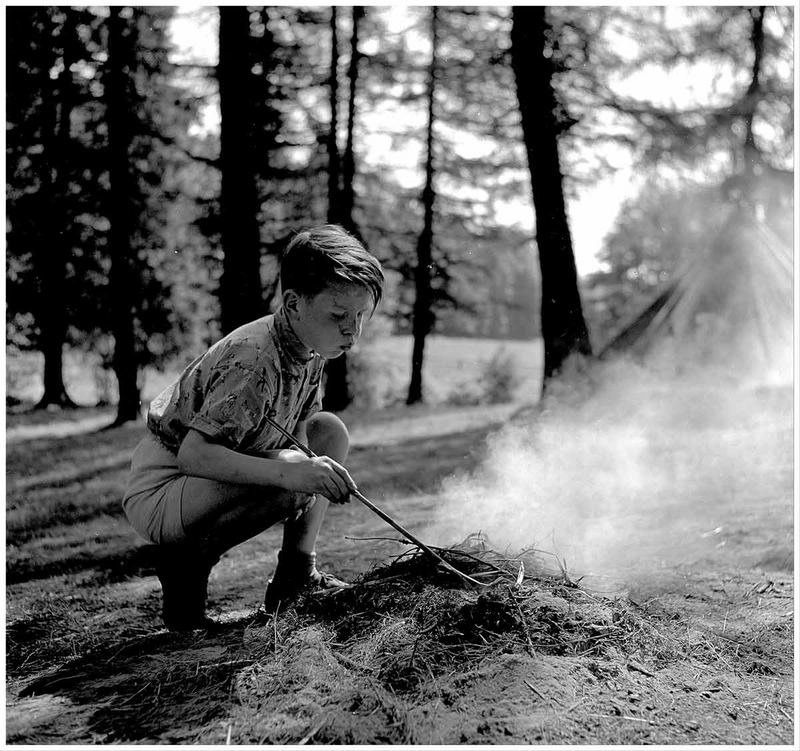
[229,534,652,744]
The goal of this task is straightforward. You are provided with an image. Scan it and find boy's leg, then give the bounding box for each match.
[265,411,351,610]
[176,413,350,554]
[153,484,305,631]
[125,433,312,630]
[154,484,311,631]
[127,413,349,627]
[179,479,308,557]
[281,411,350,554]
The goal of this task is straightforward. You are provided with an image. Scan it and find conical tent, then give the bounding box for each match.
[599,207,794,387]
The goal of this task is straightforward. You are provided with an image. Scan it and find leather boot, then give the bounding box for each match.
[264,549,350,613]
[154,543,220,631]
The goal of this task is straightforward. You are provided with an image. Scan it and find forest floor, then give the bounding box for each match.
[5,390,796,745]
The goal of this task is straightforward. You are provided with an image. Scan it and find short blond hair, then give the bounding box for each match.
[281,224,384,308]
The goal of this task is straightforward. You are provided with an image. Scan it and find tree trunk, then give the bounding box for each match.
[322,352,350,412]
[322,6,354,412]
[35,14,77,410]
[340,5,365,238]
[218,6,264,335]
[407,7,439,406]
[107,7,141,424]
[326,6,343,224]
[510,5,591,389]
[742,6,766,168]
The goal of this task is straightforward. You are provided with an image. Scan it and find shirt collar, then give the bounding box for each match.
[272,305,314,364]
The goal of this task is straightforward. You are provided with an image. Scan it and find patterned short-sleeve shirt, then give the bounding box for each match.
[146,306,325,456]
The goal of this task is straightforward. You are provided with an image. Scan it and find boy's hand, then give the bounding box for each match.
[281,452,356,504]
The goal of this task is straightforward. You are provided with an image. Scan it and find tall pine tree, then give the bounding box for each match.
[218,6,265,334]
[407,7,439,405]
[511,6,592,387]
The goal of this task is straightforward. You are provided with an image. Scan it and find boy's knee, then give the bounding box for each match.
[306,411,349,461]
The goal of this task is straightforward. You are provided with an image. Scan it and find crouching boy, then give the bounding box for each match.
[122,225,384,631]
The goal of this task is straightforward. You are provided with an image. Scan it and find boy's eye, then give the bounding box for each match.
[331,312,347,321]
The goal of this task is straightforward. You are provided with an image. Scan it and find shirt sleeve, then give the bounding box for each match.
[188,345,274,449]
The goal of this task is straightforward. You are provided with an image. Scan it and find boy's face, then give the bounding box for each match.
[285,281,374,359]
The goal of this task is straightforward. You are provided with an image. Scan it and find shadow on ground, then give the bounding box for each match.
[6,420,501,585]
[7,412,506,743]
[10,621,264,744]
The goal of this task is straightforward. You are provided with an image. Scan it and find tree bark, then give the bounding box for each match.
[407,7,439,406]
[35,13,77,410]
[327,6,343,225]
[322,6,364,412]
[743,6,766,166]
[510,5,591,388]
[106,7,142,424]
[218,6,264,335]
[340,5,365,238]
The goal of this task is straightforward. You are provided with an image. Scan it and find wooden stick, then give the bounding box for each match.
[263,415,489,588]
[627,660,655,678]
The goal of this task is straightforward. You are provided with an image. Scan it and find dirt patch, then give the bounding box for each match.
[5,402,795,745]
[7,539,794,745]
[217,542,793,745]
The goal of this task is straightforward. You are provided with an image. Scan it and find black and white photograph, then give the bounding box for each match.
[4,3,795,745]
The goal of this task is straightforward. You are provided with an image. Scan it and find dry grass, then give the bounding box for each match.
[7,528,794,744]
[5,393,794,745]
[213,533,793,745]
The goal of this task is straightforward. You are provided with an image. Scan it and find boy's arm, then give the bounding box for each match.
[176,428,355,502]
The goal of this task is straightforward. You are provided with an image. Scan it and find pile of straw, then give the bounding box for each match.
[229,534,653,743]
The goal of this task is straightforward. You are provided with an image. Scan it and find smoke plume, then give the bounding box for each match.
[427,353,792,589]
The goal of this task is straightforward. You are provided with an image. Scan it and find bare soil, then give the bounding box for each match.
[5,400,795,745]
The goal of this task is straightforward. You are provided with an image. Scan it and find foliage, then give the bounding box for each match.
[446,346,522,406]
[5,7,201,372]
[356,7,538,340]
[479,347,522,404]
[5,7,108,351]
[564,6,794,348]
[5,6,794,399]
[344,310,406,410]
[583,177,728,341]
[548,6,794,181]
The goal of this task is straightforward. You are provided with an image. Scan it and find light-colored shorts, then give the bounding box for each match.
[121,432,299,545]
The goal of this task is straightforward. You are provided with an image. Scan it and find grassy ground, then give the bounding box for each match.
[4,341,795,745]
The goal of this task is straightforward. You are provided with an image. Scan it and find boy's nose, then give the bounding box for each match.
[341,318,361,338]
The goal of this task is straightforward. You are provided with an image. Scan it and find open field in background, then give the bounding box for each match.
[6,335,544,412]
[364,334,544,405]
[5,337,794,745]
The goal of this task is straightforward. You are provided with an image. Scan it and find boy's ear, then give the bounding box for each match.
[282,289,300,316]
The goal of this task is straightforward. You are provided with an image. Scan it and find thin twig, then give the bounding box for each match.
[425,546,513,577]
[627,660,656,678]
[352,574,410,587]
[345,535,409,545]
[590,714,650,723]
[120,680,153,705]
[524,679,548,702]
[299,722,324,745]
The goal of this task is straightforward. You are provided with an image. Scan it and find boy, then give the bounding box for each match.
[122,225,384,631]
